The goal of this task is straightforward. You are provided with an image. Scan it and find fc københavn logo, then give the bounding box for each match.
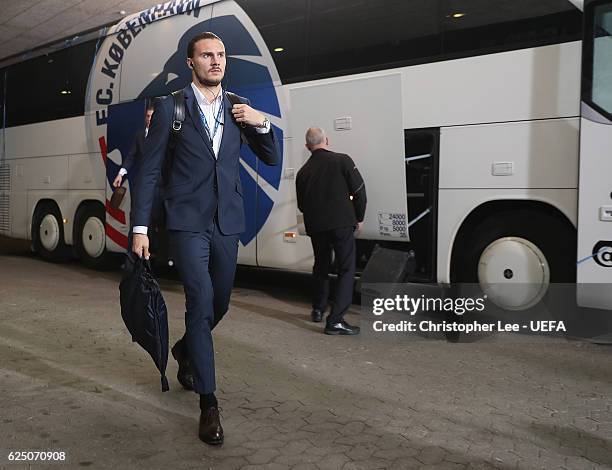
[87,1,284,250]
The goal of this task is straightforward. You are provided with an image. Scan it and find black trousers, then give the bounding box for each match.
[310,226,356,324]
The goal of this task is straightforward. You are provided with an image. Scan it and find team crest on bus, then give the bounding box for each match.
[86,0,285,250]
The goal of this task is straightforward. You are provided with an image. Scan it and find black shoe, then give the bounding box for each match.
[171,341,194,391]
[324,321,360,335]
[199,407,224,446]
[311,309,324,323]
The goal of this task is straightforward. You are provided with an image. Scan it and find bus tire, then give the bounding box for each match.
[32,202,71,262]
[74,203,114,269]
[452,209,575,313]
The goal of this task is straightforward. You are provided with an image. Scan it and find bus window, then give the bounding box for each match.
[442,0,581,58]
[5,40,97,127]
[591,2,612,119]
[237,0,581,83]
[235,0,309,84]
[306,0,442,80]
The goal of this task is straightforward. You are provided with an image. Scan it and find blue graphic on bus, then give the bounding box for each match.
[137,15,283,246]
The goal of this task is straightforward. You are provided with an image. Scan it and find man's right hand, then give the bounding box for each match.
[112,173,123,188]
[132,233,150,260]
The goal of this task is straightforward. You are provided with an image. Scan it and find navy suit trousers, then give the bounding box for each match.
[169,218,239,394]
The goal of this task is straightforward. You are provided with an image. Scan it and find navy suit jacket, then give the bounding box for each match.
[123,131,146,177]
[132,85,280,235]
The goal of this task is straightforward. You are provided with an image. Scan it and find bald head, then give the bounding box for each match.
[305,127,328,151]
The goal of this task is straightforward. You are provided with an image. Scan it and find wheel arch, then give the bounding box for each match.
[30,199,65,243]
[73,199,117,269]
[450,199,576,282]
[72,199,106,245]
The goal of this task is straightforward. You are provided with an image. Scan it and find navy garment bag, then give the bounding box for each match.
[119,252,169,392]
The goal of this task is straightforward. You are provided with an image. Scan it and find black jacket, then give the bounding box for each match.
[296,148,366,234]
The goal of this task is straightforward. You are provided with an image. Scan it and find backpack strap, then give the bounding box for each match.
[225,91,248,142]
[161,90,185,187]
[170,89,185,134]
[225,91,242,107]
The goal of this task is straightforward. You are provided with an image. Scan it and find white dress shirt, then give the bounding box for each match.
[132,83,270,236]
[192,82,225,157]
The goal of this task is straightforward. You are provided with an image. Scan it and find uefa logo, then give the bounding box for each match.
[592,241,612,268]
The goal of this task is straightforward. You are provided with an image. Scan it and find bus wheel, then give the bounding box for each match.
[32,202,70,262]
[74,204,114,269]
[453,210,575,312]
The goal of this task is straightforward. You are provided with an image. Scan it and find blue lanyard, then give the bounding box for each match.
[197,96,224,143]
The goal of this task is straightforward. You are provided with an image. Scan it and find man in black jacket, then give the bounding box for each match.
[296,128,367,335]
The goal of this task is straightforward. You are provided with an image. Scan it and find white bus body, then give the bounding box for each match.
[1,0,610,312]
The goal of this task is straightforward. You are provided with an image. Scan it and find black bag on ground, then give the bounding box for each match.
[119,252,169,392]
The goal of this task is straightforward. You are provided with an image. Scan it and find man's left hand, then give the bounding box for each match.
[112,173,123,188]
[231,104,266,127]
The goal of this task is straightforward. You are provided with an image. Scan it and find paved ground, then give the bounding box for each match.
[0,238,611,470]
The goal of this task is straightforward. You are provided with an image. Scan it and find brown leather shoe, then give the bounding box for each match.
[171,340,194,391]
[199,407,224,445]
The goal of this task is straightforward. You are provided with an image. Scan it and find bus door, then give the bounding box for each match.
[278,74,407,272]
[287,74,407,240]
[577,0,612,309]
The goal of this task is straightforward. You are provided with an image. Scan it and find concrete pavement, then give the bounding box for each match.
[0,239,611,469]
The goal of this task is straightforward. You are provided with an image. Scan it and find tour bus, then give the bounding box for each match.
[0,0,610,312]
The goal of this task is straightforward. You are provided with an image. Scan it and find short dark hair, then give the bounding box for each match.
[187,32,224,58]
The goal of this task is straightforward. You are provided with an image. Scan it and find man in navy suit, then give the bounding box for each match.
[112,104,160,250]
[132,31,279,445]
[112,104,155,191]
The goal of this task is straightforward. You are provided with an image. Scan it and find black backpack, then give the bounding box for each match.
[161,89,243,186]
